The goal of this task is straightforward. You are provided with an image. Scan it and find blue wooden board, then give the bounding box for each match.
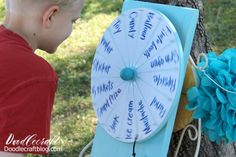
[91,1,199,157]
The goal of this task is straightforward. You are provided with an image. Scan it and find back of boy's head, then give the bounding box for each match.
[4,0,84,53]
[51,0,78,7]
[5,0,80,12]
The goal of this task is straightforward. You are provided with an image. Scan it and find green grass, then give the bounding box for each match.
[0,0,235,156]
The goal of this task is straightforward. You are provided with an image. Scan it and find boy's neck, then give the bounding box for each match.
[3,15,38,52]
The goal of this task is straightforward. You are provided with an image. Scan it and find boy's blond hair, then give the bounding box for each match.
[52,0,76,5]
[5,0,80,11]
[51,0,79,7]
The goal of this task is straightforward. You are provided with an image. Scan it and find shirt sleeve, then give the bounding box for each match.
[0,80,56,154]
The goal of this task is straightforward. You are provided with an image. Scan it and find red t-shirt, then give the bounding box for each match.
[0,25,58,154]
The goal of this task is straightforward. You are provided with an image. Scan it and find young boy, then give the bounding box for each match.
[0,0,84,156]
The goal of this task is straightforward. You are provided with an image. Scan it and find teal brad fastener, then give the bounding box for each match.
[120,67,137,81]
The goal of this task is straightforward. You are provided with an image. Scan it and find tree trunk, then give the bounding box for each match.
[137,0,236,156]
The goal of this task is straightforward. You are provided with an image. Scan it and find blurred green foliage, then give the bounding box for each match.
[82,0,123,19]
[0,0,235,156]
[0,0,4,21]
[203,0,236,51]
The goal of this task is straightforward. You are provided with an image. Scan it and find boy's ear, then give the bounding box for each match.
[42,5,60,28]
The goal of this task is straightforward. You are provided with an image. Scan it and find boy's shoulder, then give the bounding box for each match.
[0,26,56,80]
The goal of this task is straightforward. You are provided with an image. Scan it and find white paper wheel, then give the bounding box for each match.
[91,8,183,142]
